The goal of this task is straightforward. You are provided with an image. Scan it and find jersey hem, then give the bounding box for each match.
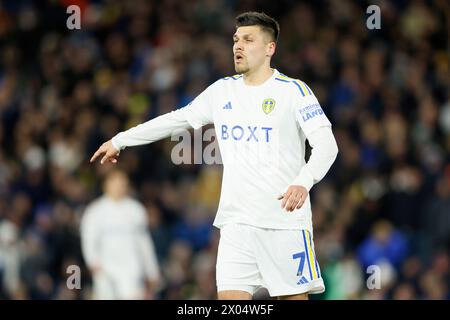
[213,220,312,232]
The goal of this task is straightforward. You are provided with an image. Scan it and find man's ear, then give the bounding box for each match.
[266,42,276,57]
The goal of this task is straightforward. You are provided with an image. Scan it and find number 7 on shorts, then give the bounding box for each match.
[292,251,306,276]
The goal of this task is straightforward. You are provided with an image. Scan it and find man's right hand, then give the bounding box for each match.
[90,140,120,164]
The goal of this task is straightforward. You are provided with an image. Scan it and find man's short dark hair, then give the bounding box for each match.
[235,12,280,43]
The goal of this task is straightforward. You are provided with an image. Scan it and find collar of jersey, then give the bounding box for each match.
[241,68,279,89]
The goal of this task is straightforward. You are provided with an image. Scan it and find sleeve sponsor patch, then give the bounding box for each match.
[298,103,325,122]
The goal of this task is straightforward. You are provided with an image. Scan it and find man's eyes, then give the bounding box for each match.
[233,38,254,43]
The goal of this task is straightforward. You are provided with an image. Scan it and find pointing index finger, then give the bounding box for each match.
[90,152,98,163]
[90,148,104,163]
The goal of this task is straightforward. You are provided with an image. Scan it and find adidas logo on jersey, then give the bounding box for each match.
[297,276,309,285]
[223,101,232,109]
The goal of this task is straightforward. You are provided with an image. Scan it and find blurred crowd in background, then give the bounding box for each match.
[0,0,449,300]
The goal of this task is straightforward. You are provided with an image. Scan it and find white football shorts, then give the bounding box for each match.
[216,223,325,297]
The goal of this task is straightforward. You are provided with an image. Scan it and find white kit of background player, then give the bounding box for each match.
[80,171,160,299]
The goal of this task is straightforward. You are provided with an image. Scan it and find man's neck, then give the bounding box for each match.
[243,65,274,86]
[106,194,125,202]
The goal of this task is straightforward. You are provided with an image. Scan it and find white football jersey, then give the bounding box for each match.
[80,196,160,280]
[181,69,332,231]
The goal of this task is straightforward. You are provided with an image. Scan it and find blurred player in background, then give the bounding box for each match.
[90,12,338,300]
[80,169,160,299]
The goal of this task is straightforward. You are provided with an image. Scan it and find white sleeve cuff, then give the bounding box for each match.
[111,136,123,151]
[292,166,315,192]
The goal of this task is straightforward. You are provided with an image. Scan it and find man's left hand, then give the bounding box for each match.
[277,185,308,212]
